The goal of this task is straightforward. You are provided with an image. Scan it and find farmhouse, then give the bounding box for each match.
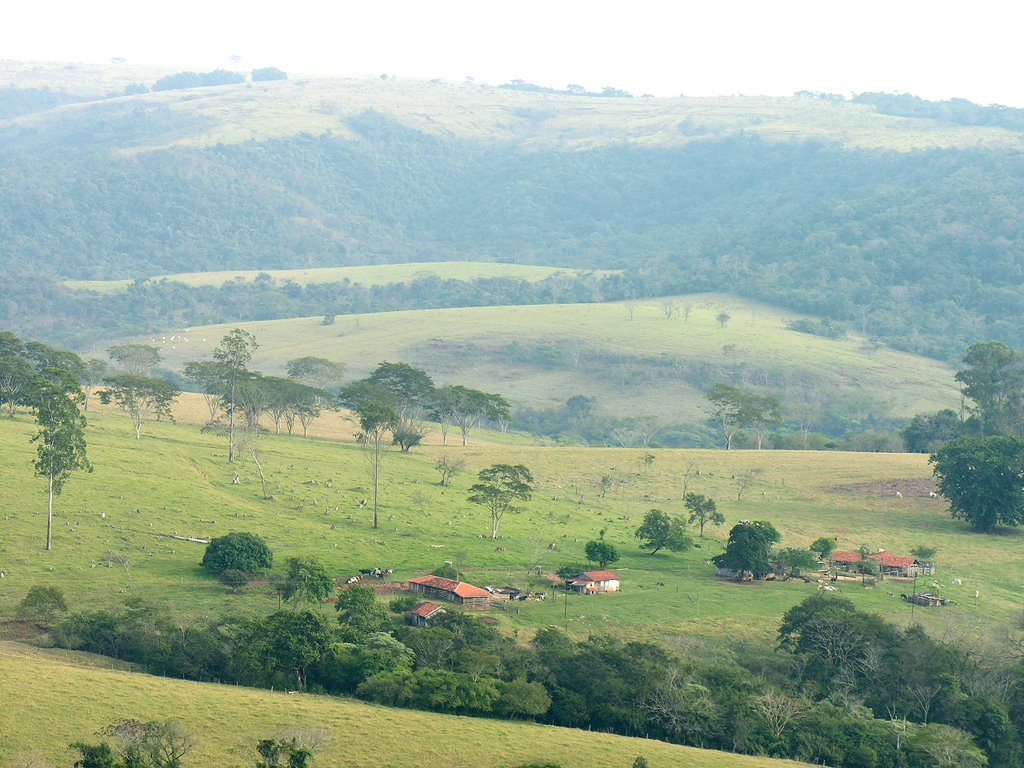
[407,575,492,607]
[566,570,621,594]
[829,550,934,579]
[409,601,446,626]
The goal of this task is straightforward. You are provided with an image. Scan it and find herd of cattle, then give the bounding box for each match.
[343,567,394,585]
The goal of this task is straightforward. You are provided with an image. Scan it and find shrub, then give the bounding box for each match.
[219,569,249,592]
[17,585,68,624]
[201,532,273,575]
[389,594,419,613]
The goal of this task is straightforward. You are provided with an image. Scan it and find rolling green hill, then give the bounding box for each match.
[2,408,1019,637]
[3,61,1024,360]
[128,293,960,435]
[0,642,802,768]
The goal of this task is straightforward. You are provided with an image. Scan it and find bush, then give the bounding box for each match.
[201,532,273,575]
[389,594,419,613]
[431,563,459,580]
[219,569,249,592]
[17,585,68,624]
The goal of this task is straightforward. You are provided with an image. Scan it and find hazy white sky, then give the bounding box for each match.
[5,0,1023,106]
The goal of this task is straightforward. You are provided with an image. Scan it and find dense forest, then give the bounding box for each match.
[1,79,1024,360]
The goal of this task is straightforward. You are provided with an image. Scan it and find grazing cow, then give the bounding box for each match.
[895,491,903,498]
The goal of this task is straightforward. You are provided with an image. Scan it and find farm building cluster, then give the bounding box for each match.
[828,550,934,579]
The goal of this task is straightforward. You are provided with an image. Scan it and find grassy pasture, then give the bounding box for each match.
[1,408,1021,644]
[0,643,801,768]
[5,60,1023,153]
[64,261,616,295]
[135,293,960,420]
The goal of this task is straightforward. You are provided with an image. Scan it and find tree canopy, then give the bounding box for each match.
[468,463,534,540]
[712,520,780,579]
[634,509,694,554]
[930,435,1024,532]
[201,532,273,574]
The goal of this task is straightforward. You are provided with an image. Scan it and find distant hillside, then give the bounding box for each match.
[136,294,959,444]
[3,61,1024,359]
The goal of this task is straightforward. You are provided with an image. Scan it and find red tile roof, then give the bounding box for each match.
[408,575,492,599]
[875,552,916,568]
[830,550,916,568]
[410,602,445,619]
[830,550,863,562]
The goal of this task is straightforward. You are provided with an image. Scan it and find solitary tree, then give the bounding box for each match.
[31,369,92,551]
[635,509,694,554]
[684,493,724,537]
[585,538,620,568]
[468,464,534,540]
[201,532,273,574]
[931,435,1024,532]
[212,329,258,463]
[352,399,397,529]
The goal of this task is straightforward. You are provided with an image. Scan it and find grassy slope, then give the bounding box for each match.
[64,261,616,294]
[133,293,959,419]
[0,643,801,768]
[2,409,1021,643]
[4,60,1023,153]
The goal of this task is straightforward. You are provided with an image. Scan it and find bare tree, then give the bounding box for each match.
[435,453,465,486]
[751,690,806,741]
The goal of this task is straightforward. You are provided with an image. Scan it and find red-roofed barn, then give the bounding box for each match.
[408,575,492,607]
[829,550,933,578]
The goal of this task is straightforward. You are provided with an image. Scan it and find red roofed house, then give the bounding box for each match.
[565,570,621,594]
[409,601,446,627]
[408,575,492,608]
[829,550,933,579]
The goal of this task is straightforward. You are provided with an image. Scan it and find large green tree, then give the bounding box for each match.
[712,520,780,580]
[468,463,534,540]
[201,532,273,574]
[31,368,92,551]
[634,509,694,554]
[955,341,1024,436]
[282,556,334,608]
[684,493,724,537]
[930,435,1024,532]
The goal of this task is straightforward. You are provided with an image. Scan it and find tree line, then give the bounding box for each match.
[36,586,1019,768]
[904,340,1024,532]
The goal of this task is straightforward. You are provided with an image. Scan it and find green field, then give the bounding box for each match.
[2,408,1020,640]
[64,261,616,295]
[128,293,960,420]
[0,642,802,768]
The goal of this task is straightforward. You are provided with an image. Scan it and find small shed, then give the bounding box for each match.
[566,570,621,593]
[407,575,492,608]
[409,601,446,627]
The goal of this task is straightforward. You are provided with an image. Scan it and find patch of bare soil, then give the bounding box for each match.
[828,478,939,497]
